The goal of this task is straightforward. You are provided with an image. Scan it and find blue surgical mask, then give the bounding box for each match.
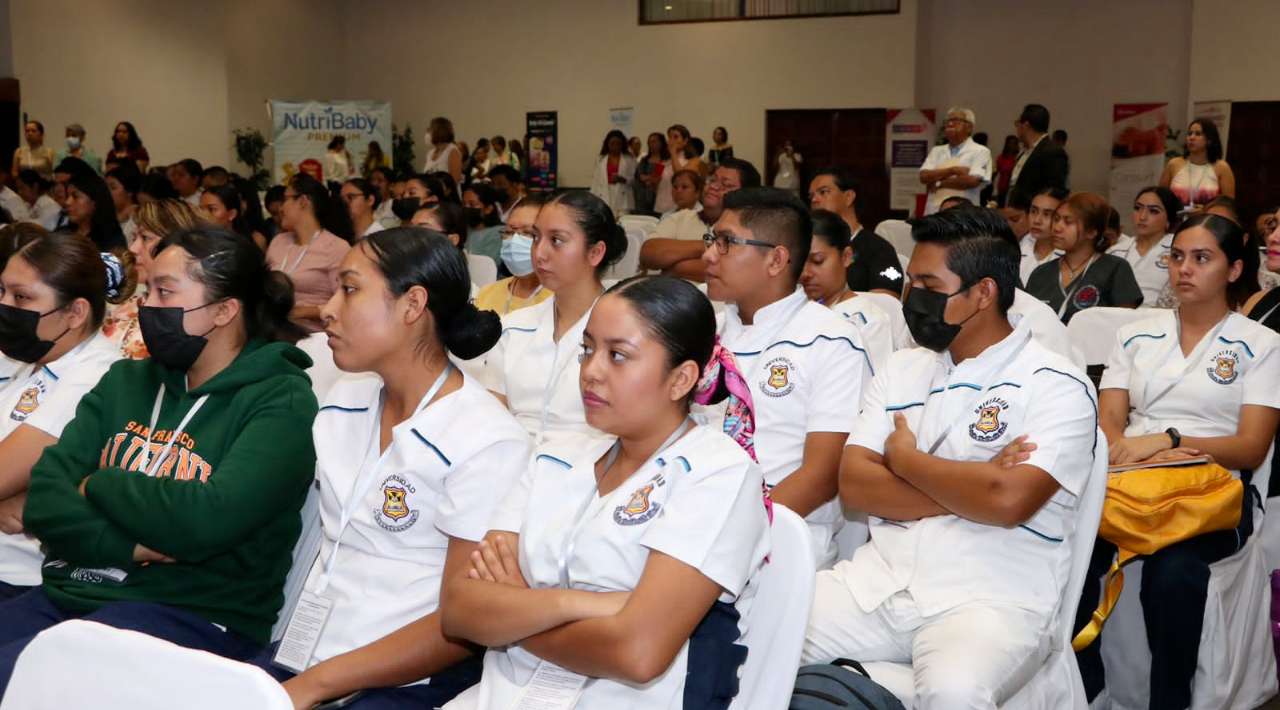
[500,232,535,277]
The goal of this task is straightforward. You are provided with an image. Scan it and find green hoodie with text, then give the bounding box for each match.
[24,339,318,644]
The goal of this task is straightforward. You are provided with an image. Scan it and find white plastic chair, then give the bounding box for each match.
[730,503,816,710]
[604,228,643,281]
[1,620,292,710]
[467,252,498,288]
[1064,307,1152,368]
[856,291,912,350]
[875,219,916,258]
[295,331,345,403]
[1098,446,1278,710]
[620,214,660,237]
[862,429,1109,709]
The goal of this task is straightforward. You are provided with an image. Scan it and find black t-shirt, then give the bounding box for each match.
[1025,253,1143,323]
[846,228,904,295]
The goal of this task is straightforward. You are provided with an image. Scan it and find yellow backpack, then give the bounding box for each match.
[1071,461,1243,651]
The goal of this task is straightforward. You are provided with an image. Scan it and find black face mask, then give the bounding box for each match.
[0,303,68,363]
[138,303,220,372]
[391,197,422,221]
[903,283,979,352]
[493,188,511,204]
[464,207,485,227]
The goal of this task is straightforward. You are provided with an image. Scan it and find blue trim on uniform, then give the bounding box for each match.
[683,600,749,709]
[535,453,572,469]
[0,377,10,384]
[318,404,370,413]
[410,428,451,466]
[1218,336,1256,358]
[1123,332,1165,348]
[40,366,58,381]
[986,381,1022,392]
[1019,525,1063,543]
[502,326,538,335]
[886,401,925,412]
[1033,366,1099,450]
[733,335,875,377]
[945,382,981,392]
[852,312,868,326]
[672,456,691,472]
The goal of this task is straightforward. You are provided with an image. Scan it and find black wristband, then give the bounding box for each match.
[1165,427,1181,449]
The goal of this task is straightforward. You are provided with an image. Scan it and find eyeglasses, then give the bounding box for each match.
[702,229,775,255]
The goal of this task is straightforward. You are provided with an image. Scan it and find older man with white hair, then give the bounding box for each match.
[918,107,992,215]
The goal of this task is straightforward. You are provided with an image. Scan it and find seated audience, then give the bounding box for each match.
[461,183,504,267]
[201,183,268,250]
[64,168,126,252]
[1108,186,1182,308]
[266,173,354,332]
[1019,187,1065,286]
[1025,192,1142,323]
[808,167,904,298]
[14,170,60,232]
[804,207,1098,707]
[340,177,385,240]
[641,157,760,281]
[472,195,554,316]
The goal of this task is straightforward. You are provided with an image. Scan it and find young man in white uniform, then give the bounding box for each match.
[701,187,867,567]
[803,208,1099,708]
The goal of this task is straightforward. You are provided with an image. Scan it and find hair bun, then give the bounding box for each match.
[99,251,125,301]
[441,302,502,360]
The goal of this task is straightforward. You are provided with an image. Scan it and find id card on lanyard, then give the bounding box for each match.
[274,364,453,673]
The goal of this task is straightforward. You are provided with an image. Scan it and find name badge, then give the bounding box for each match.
[272,590,333,674]
[510,661,588,710]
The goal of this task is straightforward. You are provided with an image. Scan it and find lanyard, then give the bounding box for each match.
[277,233,317,274]
[556,418,693,589]
[505,282,543,315]
[315,363,452,594]
[1056,254,1100,319]
[1142,312,1230,410]
[139,385,210,477]
[920,333,1031,456]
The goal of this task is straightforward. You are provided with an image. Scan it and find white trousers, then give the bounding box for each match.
[803,565,1051,709]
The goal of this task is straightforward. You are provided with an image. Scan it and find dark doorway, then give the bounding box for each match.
[765,108,891,227]
[0,79,18,181]
[1226,101,1280,227]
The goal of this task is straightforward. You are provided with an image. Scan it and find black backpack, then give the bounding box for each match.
[790,659,906,709]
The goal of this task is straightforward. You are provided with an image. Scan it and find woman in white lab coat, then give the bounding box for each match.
[1078,213,1280,708]
[443,276,770,710]
[253,227,530,710]
[589,130,637,218]
[483,190,628,444]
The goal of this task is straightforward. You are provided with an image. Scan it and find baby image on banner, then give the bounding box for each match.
[270,100,392,184]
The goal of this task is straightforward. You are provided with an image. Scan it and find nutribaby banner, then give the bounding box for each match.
[269,100,392,184]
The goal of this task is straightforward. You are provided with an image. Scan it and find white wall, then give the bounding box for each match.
[915,0,1192,197]
[1189,0,1280,104]
[338,0,919,187]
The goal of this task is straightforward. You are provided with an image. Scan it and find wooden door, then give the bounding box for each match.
[1226,101,1280,225]
[0,80,18,185]
[765,108,891,227]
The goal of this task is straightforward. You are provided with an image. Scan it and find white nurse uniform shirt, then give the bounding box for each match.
[1101,311,1280,519]
[1108,233,1174,308]
[715,288,867,567]
[831,295,892,387]
[833,318,1098,618]
[302,373,529,672]
[0,332,121,585]
[1019,234,1060,288]
[482,296,601,445]
[479,425,770,710]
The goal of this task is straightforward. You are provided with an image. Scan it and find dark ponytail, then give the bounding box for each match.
[362,227,501,360]
[546,190,627,276]
[159,226,308,344]
[289,173,355,243]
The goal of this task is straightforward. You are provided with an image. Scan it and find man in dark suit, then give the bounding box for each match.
[1007,104,1069,207]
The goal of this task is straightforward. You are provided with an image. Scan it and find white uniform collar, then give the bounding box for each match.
[724,287,808,334]
[39,331,110,381]
[941,316,1034,375]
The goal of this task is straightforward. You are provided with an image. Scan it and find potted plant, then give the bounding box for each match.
[233,127,271,189]
[392,123,416,176]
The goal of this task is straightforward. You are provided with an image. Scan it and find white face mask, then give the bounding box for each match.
[66,136,81,150]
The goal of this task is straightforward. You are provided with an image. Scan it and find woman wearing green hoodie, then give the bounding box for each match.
[0,226,319,691]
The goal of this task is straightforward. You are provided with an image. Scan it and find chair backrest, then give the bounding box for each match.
[295,332,345,403]
[272,480,323,642]
[604,228,644,281]
[1,620,293,710]
[1056,429,1109,650]
[620,214,660,237]
[1064,307,1151,366]
[874,219,915,257]
[730,504,815,710]
[467,252,498,287]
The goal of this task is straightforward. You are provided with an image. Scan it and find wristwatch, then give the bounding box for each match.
[1166,427,1182,449]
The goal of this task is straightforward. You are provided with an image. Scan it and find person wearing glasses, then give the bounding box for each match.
[640,158,761,282]
[700,187,867,568]
[265,174,354,332]
[919,108,992,216]
[472,195,554,316]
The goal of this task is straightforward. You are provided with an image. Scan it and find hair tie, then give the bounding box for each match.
[100,251,125,300]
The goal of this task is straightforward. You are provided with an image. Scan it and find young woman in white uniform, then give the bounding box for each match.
[443,276,770,710]
[800,208,896,377]
[1018,187,1066,287]
[483,191,628,444]
[1078,213,1280,708]
[1107,186,1181,308]
[252,228,530,709]
[0,233,125,598]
